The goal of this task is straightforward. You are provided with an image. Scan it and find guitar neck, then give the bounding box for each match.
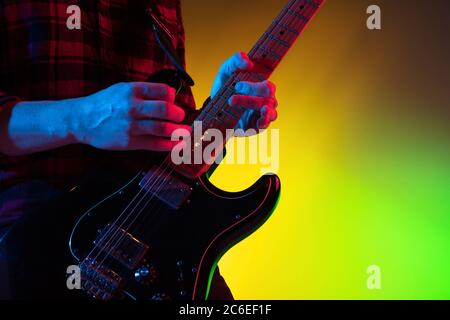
[173,0,325,179]
[249,0,325,80]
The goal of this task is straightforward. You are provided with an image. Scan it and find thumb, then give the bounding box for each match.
[211,52,254,98]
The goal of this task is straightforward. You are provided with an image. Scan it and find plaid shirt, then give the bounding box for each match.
[0,0,196,226]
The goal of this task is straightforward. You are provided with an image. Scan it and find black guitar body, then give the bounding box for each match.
[0,0,327,300]
[1,168,280,300]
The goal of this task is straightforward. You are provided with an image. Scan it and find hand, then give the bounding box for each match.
[74,82,191,151]
[211,52,278,135]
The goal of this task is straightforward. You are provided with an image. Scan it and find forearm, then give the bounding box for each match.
[0,97,84,156]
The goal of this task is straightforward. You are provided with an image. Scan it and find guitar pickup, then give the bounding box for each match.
[139,167,192,210]
[94,224,149,270]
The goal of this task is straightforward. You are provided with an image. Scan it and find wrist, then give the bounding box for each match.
[63,96,90,145]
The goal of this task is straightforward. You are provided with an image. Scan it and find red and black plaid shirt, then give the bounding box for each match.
[0,0,196,226]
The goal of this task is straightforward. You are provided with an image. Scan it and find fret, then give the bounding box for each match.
[277,22,300,36]
[255,45,282,60]
[272,27,300,45]
[267,35,290,48]
[200,111,214,125]
[201,103,223,123]
[224,86,235,97]
[254,45,286,63]
[304,0,325,15]
[217,95,229,104]
[250,73,267,82]
[214,89,231,102]
[287,8,309,22]
[202,101,242,129]
[220,108,240,120]
[208,107,226,123]
[173,0,324,179]
[261,62,275,72]
[208,117,229,129]
[293,0,320,11]
[248,5,290,55]
[223,105,245,119]
[305,0,320,9]
[249,62,273,79]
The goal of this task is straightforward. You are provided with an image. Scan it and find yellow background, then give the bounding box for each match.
[182,0,450,299]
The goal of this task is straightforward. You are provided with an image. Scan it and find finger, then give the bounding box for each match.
[132,82,176,103]
[130,136,186,152]
[131,120,192,138]
[218,52,254,79]
[256,106,278,129]
[211,52,254,97]
[229,95,277,110]
[235,80,276,98]
[132,101,186,123]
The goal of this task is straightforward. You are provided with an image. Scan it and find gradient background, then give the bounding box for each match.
[182,0,450,299]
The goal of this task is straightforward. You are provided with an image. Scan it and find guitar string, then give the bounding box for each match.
[93,75,244,270]
[88,0,311,274]
[85,161,174,264]
[119,0,319,255]
[120,0,314,241]
[120,0,322,276]
[121,2,302,241]
[92,0,309,272]
[93,0,309,270]
[90,0,310,271]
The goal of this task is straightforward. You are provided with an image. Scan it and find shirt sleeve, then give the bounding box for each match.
[0,8,20,111]
[0,91,21,110]
[0,92,20,159]
[174,0,197,112]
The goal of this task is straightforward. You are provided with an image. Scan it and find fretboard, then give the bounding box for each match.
[174,0,325,179]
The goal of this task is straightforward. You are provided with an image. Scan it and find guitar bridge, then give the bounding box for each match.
[80,259,124,300]
[94,224,149,270]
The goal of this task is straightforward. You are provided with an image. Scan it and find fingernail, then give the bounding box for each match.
[261,105,268,113]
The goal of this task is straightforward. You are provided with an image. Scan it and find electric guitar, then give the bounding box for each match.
[1,0,324,300]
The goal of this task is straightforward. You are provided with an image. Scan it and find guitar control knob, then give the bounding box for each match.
[134,265,158,286]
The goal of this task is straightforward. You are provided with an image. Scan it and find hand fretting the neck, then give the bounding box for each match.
[171,0,325,179]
